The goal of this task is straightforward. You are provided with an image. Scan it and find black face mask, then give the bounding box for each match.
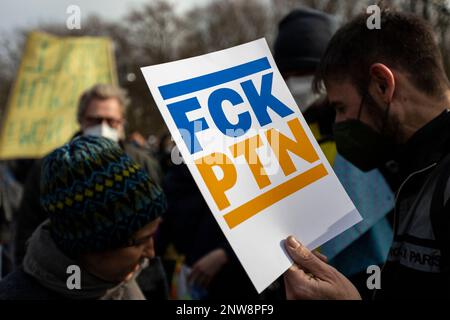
[333,93,396,172]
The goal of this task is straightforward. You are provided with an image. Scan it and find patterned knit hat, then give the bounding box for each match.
[40,136,167,255]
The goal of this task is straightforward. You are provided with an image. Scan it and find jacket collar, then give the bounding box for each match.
[397,109,450,176]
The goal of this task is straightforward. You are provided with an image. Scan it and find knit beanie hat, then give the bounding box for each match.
[40,136,167,255]
[274,8,338,74]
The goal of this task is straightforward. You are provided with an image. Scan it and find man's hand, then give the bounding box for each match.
[188,248,228,288]
[283,236,361,300]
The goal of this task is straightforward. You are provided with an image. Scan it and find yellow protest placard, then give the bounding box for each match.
[0,31,117,159]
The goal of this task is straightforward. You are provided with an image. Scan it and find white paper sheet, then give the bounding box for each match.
[141,38,362,293]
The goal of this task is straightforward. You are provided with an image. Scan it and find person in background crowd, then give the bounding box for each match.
[0,136,167,299]
[157,131,176,176]
[12,84,166,299]
[0,162,24,278]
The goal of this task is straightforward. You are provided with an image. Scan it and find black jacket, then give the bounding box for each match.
[376,110,450,299]
[0,268,62,300]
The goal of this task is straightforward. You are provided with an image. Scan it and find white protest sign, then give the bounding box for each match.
[141,38,362,293]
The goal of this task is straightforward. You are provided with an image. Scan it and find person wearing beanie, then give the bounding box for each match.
[274,7,337,113]
[13,84,167,300]
[0,136,166,300]
[274,7,338,166]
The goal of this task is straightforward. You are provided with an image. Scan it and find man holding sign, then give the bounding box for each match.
[142,37,362,293]
[284,10,450,300]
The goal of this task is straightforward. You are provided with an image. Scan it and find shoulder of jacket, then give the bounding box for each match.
[0,269,60,300]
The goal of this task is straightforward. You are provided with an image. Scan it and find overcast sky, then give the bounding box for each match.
[0,0,212,33]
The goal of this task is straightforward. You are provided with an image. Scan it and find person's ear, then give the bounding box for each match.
[368,63,395,105]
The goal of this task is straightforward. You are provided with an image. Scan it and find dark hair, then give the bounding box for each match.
[313,9,450,98]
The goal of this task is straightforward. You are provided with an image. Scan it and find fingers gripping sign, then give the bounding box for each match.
[283,236,361,300]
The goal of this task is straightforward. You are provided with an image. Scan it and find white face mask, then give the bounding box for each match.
[286,75,320,112]
[83,122,119,142]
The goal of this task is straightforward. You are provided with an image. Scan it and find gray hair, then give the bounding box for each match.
[77,84,130,123]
